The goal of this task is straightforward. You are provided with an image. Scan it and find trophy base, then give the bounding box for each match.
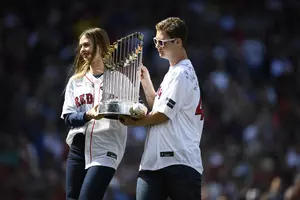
[99,101,134,120]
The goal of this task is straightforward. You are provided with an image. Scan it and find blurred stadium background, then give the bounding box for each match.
[1,0,300,199]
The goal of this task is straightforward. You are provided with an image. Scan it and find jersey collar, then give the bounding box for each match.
[85,71,103,84]
[170,59,191,69]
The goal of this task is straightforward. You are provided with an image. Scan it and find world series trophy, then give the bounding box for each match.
[99,32,144,119]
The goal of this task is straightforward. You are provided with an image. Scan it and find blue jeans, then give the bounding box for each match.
[65,133,115,200]
[136,165,202,200]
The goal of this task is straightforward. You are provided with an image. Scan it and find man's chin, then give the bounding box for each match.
[158,52,165,58]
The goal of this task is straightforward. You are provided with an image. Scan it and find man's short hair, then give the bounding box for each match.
[155,17,188,48]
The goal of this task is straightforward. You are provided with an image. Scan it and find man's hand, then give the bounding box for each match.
[129,103,148,119]
[140,65,151,83]
[85,105,105,120]
[140,65,156,109]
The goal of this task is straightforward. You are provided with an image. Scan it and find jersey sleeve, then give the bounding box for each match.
[64,112,89,127]
[61,79,77,119]
[155,70,191,120]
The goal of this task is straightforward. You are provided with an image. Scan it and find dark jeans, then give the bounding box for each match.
[66,133,116,200]
[136,165,202,200]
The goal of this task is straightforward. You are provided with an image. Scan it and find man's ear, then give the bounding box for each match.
[176,38,182,46]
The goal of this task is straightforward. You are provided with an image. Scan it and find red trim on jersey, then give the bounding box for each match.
[86,73,103,162]
[98,82,102,104]
[90,84,95,161]
[89,120,96,161]
[84,74,94,85]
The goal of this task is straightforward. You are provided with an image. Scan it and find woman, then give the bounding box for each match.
[61,27,127,200]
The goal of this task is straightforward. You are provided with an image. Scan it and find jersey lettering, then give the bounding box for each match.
[157,87,163,99]
[86,93,93,104]
[79,94,86,105]
[74,93,93,107]
[195,97,204,120]
[75,96,80,107]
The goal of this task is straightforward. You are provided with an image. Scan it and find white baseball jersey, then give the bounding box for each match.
[61,71,128,170]
[140,59,204,174]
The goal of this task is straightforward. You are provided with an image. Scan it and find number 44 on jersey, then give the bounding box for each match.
[195,97,204,120]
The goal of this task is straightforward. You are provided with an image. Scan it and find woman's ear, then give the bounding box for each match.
[97,45,102,54]
[97,45,104,58]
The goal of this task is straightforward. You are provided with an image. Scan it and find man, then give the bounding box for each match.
[120,17,204,200]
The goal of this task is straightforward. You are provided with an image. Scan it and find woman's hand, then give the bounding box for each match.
[85,105,104,120]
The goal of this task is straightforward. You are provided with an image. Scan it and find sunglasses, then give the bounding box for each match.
[153,37,176,47]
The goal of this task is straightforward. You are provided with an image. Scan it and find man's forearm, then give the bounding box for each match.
[134,111,169,126]
[141,80,156,109]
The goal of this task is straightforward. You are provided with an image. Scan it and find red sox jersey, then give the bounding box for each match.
[140,59,204,174]
[61,71,127,170]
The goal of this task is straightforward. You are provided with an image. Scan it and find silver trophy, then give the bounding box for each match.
[99,32,143,119]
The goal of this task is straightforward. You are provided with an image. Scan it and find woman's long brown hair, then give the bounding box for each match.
[71,27,110,79]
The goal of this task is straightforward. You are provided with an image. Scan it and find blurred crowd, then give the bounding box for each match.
[1,0,300,199]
